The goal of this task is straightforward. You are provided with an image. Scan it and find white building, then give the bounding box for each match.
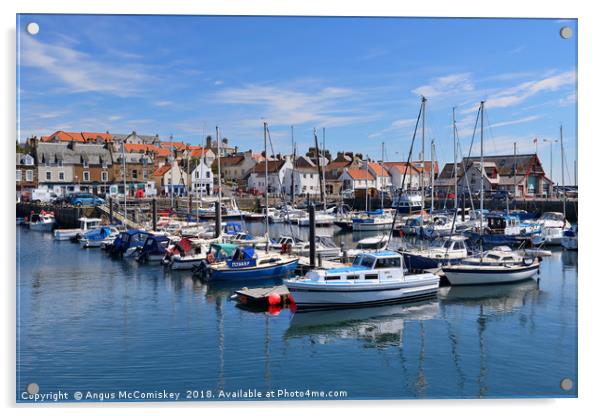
[384,162,421,190]
[367,162,392,191]
[247,159,293,195]
[282,166,321,196]
[340,168,376,191]
[188,158,214,196]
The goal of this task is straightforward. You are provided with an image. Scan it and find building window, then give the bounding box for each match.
[26,170,33,182]
[46,171,51,181]
[83,171,90,182]
[102,160,108,169]
[59,172,64,181]
[58,160,63,167]
[132,169,138,179]
[16,170,21,182]
[206,171,210,178]
[83,160,89,168]
[101,171,108,182]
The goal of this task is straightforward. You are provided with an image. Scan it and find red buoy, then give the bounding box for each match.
[267,292,281,306]
[267,305,281,316]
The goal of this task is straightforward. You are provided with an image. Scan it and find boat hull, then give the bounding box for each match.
[287,275,440,310]
[352,222,393,232]
[442,263,540,286]
[561,237,578,250]
[29,222,54,232]
[53,229,82,240]
[170,256,205,270]
[207,258,299,281]
[402,252,463,271]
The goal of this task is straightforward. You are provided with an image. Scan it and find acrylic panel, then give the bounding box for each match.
[16,14,578,403]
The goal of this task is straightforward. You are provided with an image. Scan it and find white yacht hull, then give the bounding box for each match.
[287,274,440,309]
[54,229,82,240]
[443,263,539,286]
[352,222,393,232]
[170,256,205,270]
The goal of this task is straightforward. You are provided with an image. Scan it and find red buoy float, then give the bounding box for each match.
[267,305,281,316]
[267,292,281,306]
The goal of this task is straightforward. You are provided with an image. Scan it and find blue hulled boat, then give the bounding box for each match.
[204,246,298,281]
[466,214,541,246]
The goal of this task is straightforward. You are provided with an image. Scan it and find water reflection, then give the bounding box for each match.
[286,300,439,348]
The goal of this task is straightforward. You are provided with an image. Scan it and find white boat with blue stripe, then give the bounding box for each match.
[285,251,440,310]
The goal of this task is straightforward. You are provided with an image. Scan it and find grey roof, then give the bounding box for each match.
[16,152,23,164]
[114,152,152,164]
[112,132,160,144]
[36,142,112,165]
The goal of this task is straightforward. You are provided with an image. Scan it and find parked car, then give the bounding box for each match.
[69,193,105,206]
[492,190,514,200]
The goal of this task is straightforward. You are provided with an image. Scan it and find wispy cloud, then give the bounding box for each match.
[20,36,153,97]
[488,115,541,129]
[214,80,224,86]
[213,83,378,128]
[368,118,416,139]
[412,73,474,98]
[153,100,174,107]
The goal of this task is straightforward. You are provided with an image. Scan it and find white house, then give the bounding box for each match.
[384,162,421,190]
[367,162,392,191]
[282,166,321,196]
[340,168,376,191]
[188,158,214,196]
[247,159,293,195]
[153,162,189,196]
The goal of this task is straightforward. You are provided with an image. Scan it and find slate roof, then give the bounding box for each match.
[35,142,112,165]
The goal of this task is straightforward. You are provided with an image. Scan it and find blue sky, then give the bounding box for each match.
[17,15,577,184]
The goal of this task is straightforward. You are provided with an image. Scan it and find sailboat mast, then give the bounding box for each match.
[453,107,458,212]
[561,124,566,217]
[513,142,517,203]
[313,128,325,210]
[121,141,127,227]
[264,122,269,239]
[381,142,385,208]
[322,128,327,212]
[479,101,485,238]
[430,139,435,213]
[216,126,222,209]
[290,126,295,205]
[420,96,426,228]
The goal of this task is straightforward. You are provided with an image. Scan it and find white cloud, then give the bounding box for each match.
[412,73,474,98]
[20,36,152,97]
[488,115,541,129]
[153,100,174,107]
[214,80,224,86]
[368,118,416,139]
[213,83,376,128]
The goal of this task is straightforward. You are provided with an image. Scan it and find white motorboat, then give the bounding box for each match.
[224,232,269,248]
[560,225,578,250]
[351,209,394,232]
[392,191,423,214]
[345,235,388,258]
[28,211,56,232]
[79,226,120,248]
[285,251,440,309]
[535,212,571,246]
[422,214,455,238]
[53,217,102,241]
[441,246,540,286]
[400,235,470,271]
[298,212,336,227]
[291,235,342,259]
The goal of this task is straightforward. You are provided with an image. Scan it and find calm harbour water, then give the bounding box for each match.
[16,222,577,401]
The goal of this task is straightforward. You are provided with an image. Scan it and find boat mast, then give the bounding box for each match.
[513,142,517,204]
[381,141,385,209]
[430,139,435,213]
[290,126,295,206]
[264,122,269,240]
[561,124,566,217]
[453,107,458,213]
[216,126,222,209]
[121,140,127,227]
[322,128,327,212]
[479,101,485,249]
[313,128,325,211]
[420,96,426,229]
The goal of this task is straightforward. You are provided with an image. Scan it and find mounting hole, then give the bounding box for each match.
[560,378,573,391]
[26,383,39,394]
[26,22,40,36]
[560,26,572,39]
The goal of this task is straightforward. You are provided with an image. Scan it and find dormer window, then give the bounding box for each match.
[102,160,108,169]
[83,159,89,169]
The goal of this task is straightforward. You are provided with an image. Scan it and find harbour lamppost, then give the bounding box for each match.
[543,138,558,197]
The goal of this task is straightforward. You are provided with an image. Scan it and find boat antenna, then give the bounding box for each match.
[479,101,485,256]
[263,121,269,241]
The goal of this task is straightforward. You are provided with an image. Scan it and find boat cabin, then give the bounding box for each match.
[306,251,405,284]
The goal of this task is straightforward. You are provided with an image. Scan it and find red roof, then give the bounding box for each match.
[124,143,155,153]
[252,160,286,173]
[160,141,187,150]
[41,131,112,143]
[384,162,420,175]
[345,169,375,181]
[368,162,390,177]
[153,164,172,177]
[190,148,209,158]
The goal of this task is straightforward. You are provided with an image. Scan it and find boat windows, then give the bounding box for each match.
[346,275,358,280]
[365,274,378,280]
[375,257,401,269]
[325,276,341,281]
[360,256,375,268]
